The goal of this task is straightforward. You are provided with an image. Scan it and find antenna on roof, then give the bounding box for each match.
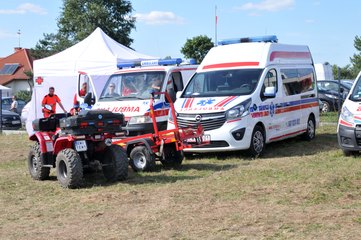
[17,29,21,48]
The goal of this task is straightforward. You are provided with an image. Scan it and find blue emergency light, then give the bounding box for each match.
[218,35,278,46]
[117,58,185,69]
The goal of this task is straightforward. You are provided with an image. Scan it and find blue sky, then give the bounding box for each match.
[0,0,359,67]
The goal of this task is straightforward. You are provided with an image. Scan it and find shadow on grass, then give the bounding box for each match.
[185,132,338,160]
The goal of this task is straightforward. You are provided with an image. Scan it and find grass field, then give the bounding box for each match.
[1,116,361,239]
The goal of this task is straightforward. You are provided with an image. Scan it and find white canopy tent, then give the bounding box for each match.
[0,84,11,97]
[26,27,156,135]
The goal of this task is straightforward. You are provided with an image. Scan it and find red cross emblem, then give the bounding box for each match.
[35,76,43,85]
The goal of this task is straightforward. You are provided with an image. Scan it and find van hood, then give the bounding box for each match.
[175,96,249,113]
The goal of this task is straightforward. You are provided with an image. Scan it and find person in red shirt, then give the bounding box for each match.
[42,87,67,117]
[79,82,87,97]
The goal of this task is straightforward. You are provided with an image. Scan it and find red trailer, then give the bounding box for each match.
[113,92,207,172]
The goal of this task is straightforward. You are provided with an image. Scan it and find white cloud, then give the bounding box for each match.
[236,0,295,12]
[134,11,185,25]
[0,3,47,15]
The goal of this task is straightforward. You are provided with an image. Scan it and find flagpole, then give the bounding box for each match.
[215,5,218,46]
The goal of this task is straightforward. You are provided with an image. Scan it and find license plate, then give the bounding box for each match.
[186,134,211,143]
[12,120,20,124]
[74,140,87,152]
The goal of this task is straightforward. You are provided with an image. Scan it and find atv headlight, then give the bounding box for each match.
[226,98,252,120]
[325,94,338,99]
[340,106,353,123]
[128,115,152,124]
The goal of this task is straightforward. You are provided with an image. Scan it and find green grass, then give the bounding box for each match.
[320,111,339,123]
[1,126,361,239]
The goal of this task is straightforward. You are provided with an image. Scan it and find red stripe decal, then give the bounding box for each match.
[251,111,269,118]
[340,119,353,127]
[270,51,311,61]
[354,116,361,121]
[202,62,259,70]
[215,96,236,107]
[270,129,306,141]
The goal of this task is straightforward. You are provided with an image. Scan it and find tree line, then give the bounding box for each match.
[30,0,360,79]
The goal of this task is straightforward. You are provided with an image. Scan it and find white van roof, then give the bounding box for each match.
[198,41,313,72]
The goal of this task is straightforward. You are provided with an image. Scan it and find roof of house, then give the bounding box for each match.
[0,48,33,85]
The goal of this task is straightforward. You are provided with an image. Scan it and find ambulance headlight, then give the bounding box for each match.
[340,106,354,123]
[128,115,152,124]
[226,99,251,120]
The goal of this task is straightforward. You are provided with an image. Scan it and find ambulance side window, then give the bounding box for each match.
[261,69,278,99]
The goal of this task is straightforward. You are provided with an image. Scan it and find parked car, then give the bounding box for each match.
[1,97,27,114]
[1,110,21,130]
[317,80,351,113]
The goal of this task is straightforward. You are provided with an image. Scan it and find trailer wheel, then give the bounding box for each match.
[56,149,83,188]
[161,143,184,168]
[302,115,316,141]
[28,142,50,180]
[248,125,265,158]
[102,145,128,181]
[129,146,155,172]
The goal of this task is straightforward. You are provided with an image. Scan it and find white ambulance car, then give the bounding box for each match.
[337,71,361,156]
[168,35,320,156]
[81,58,197,135]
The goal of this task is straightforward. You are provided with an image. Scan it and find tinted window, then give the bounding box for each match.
[281,68,315,96]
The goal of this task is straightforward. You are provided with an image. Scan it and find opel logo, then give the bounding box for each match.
[195,115,202,122]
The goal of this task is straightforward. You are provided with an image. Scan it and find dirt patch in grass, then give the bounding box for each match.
[1,127,361,239]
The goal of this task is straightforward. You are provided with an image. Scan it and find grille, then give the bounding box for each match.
[177,112,226,131]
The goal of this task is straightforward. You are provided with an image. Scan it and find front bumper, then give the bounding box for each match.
[337,124,361,151]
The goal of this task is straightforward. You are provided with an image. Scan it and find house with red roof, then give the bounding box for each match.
[0,47,34,97]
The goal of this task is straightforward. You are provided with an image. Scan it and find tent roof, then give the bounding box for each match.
[34,27,156,76]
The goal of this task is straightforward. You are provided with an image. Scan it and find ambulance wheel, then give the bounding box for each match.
[342,149,358,157]
[129,146,156,172]
[102,145,128,181]
[28,142,50,180]
[303,116,315,141]
[56,149,83,188]
[248,125,265,158]
[161,143,184,168]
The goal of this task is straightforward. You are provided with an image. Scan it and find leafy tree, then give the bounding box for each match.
[31,0,135,59]
[16,90,32,102]
[181,35,214,64]
[332,64,354,79]
[350,35,361,77]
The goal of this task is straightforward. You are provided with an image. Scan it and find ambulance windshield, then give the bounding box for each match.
[182,69,263,97]
[98,71,165,101]
[350,75,361,101]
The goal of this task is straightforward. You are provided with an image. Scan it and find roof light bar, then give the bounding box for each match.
[117,58,184,69]
[218,35,278,46]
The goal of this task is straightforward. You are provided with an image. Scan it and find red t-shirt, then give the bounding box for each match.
[42,94,61,114]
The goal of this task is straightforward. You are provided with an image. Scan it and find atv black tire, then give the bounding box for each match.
[56,148,83,188]
[102,145,128,182]
[161,143,184,168]
[129,146,156,172]
[28,142,50,180]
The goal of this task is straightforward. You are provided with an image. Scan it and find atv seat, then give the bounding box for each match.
[32,113,69,132]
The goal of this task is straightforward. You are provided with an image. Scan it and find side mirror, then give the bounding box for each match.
[176,91,182,99]
[263,86,276,98]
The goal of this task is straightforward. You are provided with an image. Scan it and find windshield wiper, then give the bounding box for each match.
[115,96,147,100]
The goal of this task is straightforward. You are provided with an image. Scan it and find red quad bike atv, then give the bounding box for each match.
[28,100,128,188]
[113,92,208,172]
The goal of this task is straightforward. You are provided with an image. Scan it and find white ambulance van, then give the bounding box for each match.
[168,35,319,156]
[337,71,361,156]
[85,58,197,135]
